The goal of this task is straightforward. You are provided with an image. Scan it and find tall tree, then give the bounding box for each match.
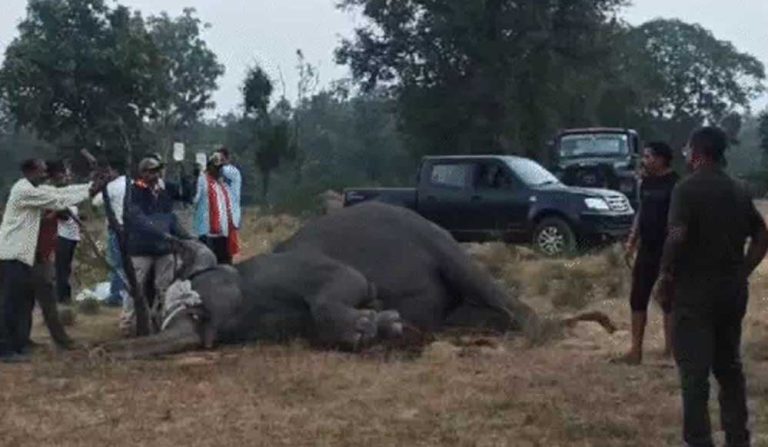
[0,100,55,201]
[147,8,224,157]
[618,19,765,147]
[0,0,167,165]
[241,64,294,202]
[290,49,319,182]
[759,110,768,164]
[336,0,626,158]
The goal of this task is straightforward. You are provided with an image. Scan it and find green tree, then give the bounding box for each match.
[0,99,56,201]
[0,0,166,165]
[336,0,626,158]
[759,110,768,163]
[617,19,765,148]
[290,49,319,182]
[147,8,225,156]
[241,64,294,202]
[720,112,743,145]
[242,65,273,120]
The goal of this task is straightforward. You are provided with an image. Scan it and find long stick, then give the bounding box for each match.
[113,119,153,335]
[77,150,134,290]
[67,211,130,288]
[85,128,150,336]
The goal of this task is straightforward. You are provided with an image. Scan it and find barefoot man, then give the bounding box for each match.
[619,141,678,364]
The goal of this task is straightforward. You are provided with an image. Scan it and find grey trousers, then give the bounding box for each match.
[120,255,176,334]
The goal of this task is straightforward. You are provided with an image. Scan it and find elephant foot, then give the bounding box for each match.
[348,309,404,350]
[375,310,403,339]
[351,309,378,349]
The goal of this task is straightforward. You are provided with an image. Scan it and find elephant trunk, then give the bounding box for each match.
[102,318,202,360]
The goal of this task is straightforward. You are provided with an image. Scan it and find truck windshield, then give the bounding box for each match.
[503,158,561,187]
[559,133,629,158]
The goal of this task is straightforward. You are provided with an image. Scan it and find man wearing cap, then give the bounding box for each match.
[122,157,192,334]
[193,152,239,264]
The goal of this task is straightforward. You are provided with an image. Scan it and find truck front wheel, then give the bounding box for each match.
[532,217,577,257]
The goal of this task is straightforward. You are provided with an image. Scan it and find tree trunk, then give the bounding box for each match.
[261,170,271,204]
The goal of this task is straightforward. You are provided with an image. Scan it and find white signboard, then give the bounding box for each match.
[173,142,185,161]
[195,152,207,168]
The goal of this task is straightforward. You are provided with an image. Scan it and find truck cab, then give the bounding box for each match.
[344,155,635,256]
[549,128,641,208]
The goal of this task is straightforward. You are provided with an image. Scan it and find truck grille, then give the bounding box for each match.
[606,195,631,212]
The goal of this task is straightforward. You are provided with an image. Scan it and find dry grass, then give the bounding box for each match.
[4,206,768,446]
[466,242,630,313]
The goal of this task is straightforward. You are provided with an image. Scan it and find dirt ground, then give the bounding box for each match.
[2,208,768,447]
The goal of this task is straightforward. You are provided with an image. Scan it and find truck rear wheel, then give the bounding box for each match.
[533,217,577,257]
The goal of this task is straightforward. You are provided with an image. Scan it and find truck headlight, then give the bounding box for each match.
[584,198,610,211]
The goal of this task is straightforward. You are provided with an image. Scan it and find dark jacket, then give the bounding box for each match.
[124,182,189,257]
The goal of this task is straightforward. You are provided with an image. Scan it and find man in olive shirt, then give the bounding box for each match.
[656,127,768,447]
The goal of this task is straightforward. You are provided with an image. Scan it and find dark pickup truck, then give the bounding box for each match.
[343,155,635,256]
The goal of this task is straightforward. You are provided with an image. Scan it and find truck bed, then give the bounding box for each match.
[343,187,417,209]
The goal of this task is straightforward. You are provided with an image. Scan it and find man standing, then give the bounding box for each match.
[0,159,102,361]
[50,161,80,304]
[216,148,242,230]
[656,127,768,447]
[193,153,239,264]
[122,157,191,334]
[618,142,679,364]
[91,159,128,307]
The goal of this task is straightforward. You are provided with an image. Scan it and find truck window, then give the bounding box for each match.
[559,133,629,158]
[503,158,560,187]
[474,162,512,189]
[430,164,470,189]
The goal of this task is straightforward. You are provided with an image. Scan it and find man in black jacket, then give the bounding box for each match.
[121,157,191,335]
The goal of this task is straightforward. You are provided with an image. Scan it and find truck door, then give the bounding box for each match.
[418,161,473,232]
[468,160,532,238]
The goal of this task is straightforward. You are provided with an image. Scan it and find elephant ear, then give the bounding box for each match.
[173,240,218,280]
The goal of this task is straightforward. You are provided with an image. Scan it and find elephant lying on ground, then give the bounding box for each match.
[273,202,539,333]
[105,203,544,358]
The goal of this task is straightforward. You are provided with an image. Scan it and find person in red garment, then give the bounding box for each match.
[193,152,239,265]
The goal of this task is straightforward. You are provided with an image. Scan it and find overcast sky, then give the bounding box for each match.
[1,0,767,114]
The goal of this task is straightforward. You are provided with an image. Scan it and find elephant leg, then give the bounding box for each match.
[444,303,520,333]
[386,275,451,332]
[307,269,403,351]
[439,251,539,334]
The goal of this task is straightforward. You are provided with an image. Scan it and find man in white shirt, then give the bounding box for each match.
[0,159,104,362]
[91,161,128,307]
[49,161,81,305]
